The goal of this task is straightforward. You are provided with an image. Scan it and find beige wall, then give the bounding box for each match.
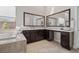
[16,6,47,30]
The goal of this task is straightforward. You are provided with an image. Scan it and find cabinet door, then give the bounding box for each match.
[48,31,54,41]
[36,30,44,40]
[22,30,31,43]
[30,30,37,42]
[44,30,49,39]
[61,32,70,50]
[45,30,54,41]
[30,30,44,43]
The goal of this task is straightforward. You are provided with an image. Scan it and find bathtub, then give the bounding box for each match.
[0,30,18,40]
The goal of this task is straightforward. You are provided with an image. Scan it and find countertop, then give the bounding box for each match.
[21,27,74,32]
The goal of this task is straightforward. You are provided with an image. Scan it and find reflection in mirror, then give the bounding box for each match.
[46,17,57,26]
[24,12,45,27]
[46,9,70,27]
[57,17,65,26]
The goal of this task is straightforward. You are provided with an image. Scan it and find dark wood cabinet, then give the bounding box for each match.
[30,31,37,42]
[22,30,31,43]
[22,30,73,50]
[30,30,44,43]
[61,32,72,50]
[48,31,54,41]
[43,30,54,41]
[22,30,45,43]
[36,30,45,40]
[43,30,49,39]
[22,30,54,43]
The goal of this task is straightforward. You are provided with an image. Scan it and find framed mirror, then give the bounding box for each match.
[46,9,71,27]
[23,12,45,27]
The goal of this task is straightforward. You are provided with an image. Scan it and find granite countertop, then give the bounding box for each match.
[47,29,74,32]
[21,27,74,32]
[46,27,74,32]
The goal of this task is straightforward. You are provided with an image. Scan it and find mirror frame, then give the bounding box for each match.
[23,12,45,27]
[46,9,71,27]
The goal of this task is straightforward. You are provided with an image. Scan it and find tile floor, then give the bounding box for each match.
[27,40,79,53]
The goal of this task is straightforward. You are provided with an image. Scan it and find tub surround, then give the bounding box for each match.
[0,29,18,40]
[0,27,23,43]
[0,33,25,45]
[0,40,26,53]
[0,33,26,53]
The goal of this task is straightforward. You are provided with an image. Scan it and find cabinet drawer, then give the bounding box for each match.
[61,32,70,50]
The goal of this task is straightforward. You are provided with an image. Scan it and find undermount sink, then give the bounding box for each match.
[60,27,72,31]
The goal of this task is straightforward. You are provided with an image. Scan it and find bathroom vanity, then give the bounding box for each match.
[22,9,74,50]
[61,31,73,50]
[22,29,73,50]
[47,29,74,50]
